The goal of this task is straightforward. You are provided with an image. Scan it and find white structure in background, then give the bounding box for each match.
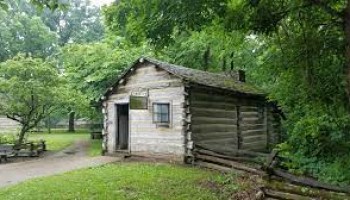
[0,116,20,134]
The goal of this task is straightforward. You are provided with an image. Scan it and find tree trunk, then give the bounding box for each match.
[68,111,75,132]
[17,127,27,145]
[344,0,350,107]
[48,114,51,134]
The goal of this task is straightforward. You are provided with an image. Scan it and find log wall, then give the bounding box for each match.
[189,88,239,154]
[189,86,280,155]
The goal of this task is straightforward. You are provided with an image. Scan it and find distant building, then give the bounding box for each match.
[0,116,20,134]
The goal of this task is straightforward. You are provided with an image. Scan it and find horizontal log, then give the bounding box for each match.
[192,117,236,125]
[191,107,237,118]
[192,132,238,141]
[241,130,266,137]
[119,80,183,90]
[191,100,237,110]
[192,124,237,133]
[196,144,238,155]
[241,117,264,124]
[240,124,266,131]
[265,180,350,200]
[243,135,267,144]
[194,148,265,164]
[240,111,261,118]
[263,188,311,200]
[195,144,269,157]
[240,106,259,112]
[195,154,266,175]
[241,141,267,151]
[272,169,350,194]
[127,73,175,83]
[196,138,239,145]
[195,161,236,173]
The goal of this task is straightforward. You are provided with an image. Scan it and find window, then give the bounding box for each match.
[153,103,170,124]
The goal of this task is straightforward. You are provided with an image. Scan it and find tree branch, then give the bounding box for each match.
[6,114,23,124]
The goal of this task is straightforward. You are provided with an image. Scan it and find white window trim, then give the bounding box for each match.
[152,100,173,128]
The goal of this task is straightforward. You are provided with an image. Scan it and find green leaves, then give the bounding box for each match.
[103,0,227,47]
[41,0,105,46]
[0,10,57,62]
[29,0,69,11]
[0,0,8,11]
[61,41,155,100]
[0,56,62,129]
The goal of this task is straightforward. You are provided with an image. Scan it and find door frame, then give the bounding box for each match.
[115,103,130,153]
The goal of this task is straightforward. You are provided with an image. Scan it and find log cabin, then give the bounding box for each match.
[100,57,281,162]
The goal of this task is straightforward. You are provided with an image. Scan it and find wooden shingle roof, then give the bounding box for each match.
[101,57,265,101]
[145,57,264,96]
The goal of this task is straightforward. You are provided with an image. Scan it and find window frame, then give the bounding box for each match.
[152,102,171,126]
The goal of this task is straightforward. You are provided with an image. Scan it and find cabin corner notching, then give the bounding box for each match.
[101,57,282,162]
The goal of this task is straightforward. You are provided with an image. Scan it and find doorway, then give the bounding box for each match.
[116,104,129,151]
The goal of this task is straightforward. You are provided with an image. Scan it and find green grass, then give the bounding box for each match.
[29,130,89,151]
[0,163,238,200]
[2,129,101,153]
[88,139,102,157]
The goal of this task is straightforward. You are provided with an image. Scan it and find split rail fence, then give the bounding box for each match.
[193,145,350,200]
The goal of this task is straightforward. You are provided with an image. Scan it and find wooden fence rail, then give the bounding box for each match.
[193,146,350,199]
[0,140,46,162]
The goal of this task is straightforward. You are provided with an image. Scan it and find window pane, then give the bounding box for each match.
[153,104,160,113]
[157,113,162,122]
[161,113,169,123]
[162,104,169,114]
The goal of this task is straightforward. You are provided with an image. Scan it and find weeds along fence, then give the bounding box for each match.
[193,145,350,200]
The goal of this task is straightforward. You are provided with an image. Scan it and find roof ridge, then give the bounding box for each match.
[100,56,265,102]
[143,57,237,78]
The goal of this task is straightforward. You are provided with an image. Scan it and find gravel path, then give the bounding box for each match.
[0,140,120,188]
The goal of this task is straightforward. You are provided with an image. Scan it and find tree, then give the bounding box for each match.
[39,0,105,131]
[0,0,68,11]
[0,9,57,62]
[61,40,155,100]
[41,0,105,46]
[103,0,227,48]
[0,55,65,144]
[163,23,260,73]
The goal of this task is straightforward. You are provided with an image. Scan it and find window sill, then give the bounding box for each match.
[155,123,170,128]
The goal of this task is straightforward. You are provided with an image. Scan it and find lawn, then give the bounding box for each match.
[88,139,103,156]
[1,129,101,154]
[29,130,89,151]
[0,163,240,200]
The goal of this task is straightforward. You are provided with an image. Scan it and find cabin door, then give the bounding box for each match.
[116,104,129,151]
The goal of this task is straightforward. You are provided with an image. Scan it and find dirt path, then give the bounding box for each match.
[0,139,120,188]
